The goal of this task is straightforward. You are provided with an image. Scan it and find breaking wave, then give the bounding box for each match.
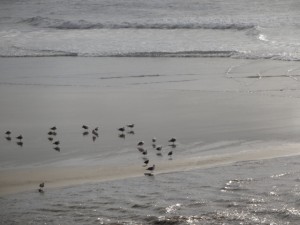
[21,16,256,30]
[1,49,300,61]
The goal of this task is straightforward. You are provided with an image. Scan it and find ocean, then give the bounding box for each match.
[1,1,300,224]
[0,0,299,60]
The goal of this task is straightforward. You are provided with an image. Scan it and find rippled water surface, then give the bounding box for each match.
[1,156,300,224]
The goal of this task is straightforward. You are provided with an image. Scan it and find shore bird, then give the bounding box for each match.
[82,125,89,130]
[146,164,155,172]
[5,131,11,136]
[53,140,60,145]
[39,182,45,188]
[54,146,60,152]
[38,182,45,193]
[6,136,11,141]
[92,129,98,137]
[142,149,147,155]
[127,123,134,129]
[16,135,23,140]
[137,141,144,146]
[168,150,173,157]
[156,146,162,151]
[50,126,57,131]
[17,141,23,147]
[152,137,156,143]
[118,127,125,132]
[143,159,149,167]
[168,137,176,144]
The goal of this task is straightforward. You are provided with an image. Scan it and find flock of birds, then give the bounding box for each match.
[117,124,177,177]
[3,123,178,192]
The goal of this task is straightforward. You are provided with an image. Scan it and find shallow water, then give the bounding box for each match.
[1,156,300,224]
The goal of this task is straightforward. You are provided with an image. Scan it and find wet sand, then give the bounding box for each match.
[1,57,300,196]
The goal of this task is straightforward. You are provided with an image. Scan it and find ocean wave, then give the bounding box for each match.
[21,16,256,30]
[1,48,300,61]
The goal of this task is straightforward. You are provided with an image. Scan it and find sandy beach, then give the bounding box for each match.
[1,57,300,196]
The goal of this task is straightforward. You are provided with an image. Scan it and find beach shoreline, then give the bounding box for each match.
[1,56,300,197]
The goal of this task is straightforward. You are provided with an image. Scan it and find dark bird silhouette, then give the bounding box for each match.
[137,141,144,146]
[16,141,23,147]
[142,150,147,155]
[48,131,54,135]
[146,164,155,172]
[39,182,45,188]
[48,137,53,142]
[50,126,56,131]
[168,137,176,143]
[143,159,149,167]
[54,146,60,152]
[94,127,99,131]
[127,124,134,129]
[16,135,23,140]
[82,125,89,130]
[168,151,173,158]
[152,137,156,143]
[137,147,144,153]
[38,188,44,193]
[92,136,97,142]
[118,133,125,139]
[6,136,11,141]
[92,129,98,137]
[53,141,60,145]
[118,127,125,132]
[82,131,89,136]
[156,146,162,151]
[5,131,11,135]
[127,130,135,135]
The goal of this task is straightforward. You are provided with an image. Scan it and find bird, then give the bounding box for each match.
[92,129,98,137]
[142,150,147,155]
[118,127,125,132]
[50,126,57,131]
[48,137,53,142]
[152,137,156,143]
[16,141,23,147]
[82,131,89,136]
[5,131,11,135]
[127,124,134,129]
[38,182,45,193]
[146,164,155,172]
[168,151,173,157]
[156,146,162,151]
[168,137,176,143]
[137,147,144,153]
[92,136,97,142]
[118,133,125,139]
[82,125,89,130]
[53,141,60,145]
[127,130,135,135]
[39,182,45,188]
[94,127,99,131]
[48,131,54,135]
[143,159,149,167]
[16,135,23,140]
[5,136,11,141]
[54,146,60,152]
[137,141,144,146]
